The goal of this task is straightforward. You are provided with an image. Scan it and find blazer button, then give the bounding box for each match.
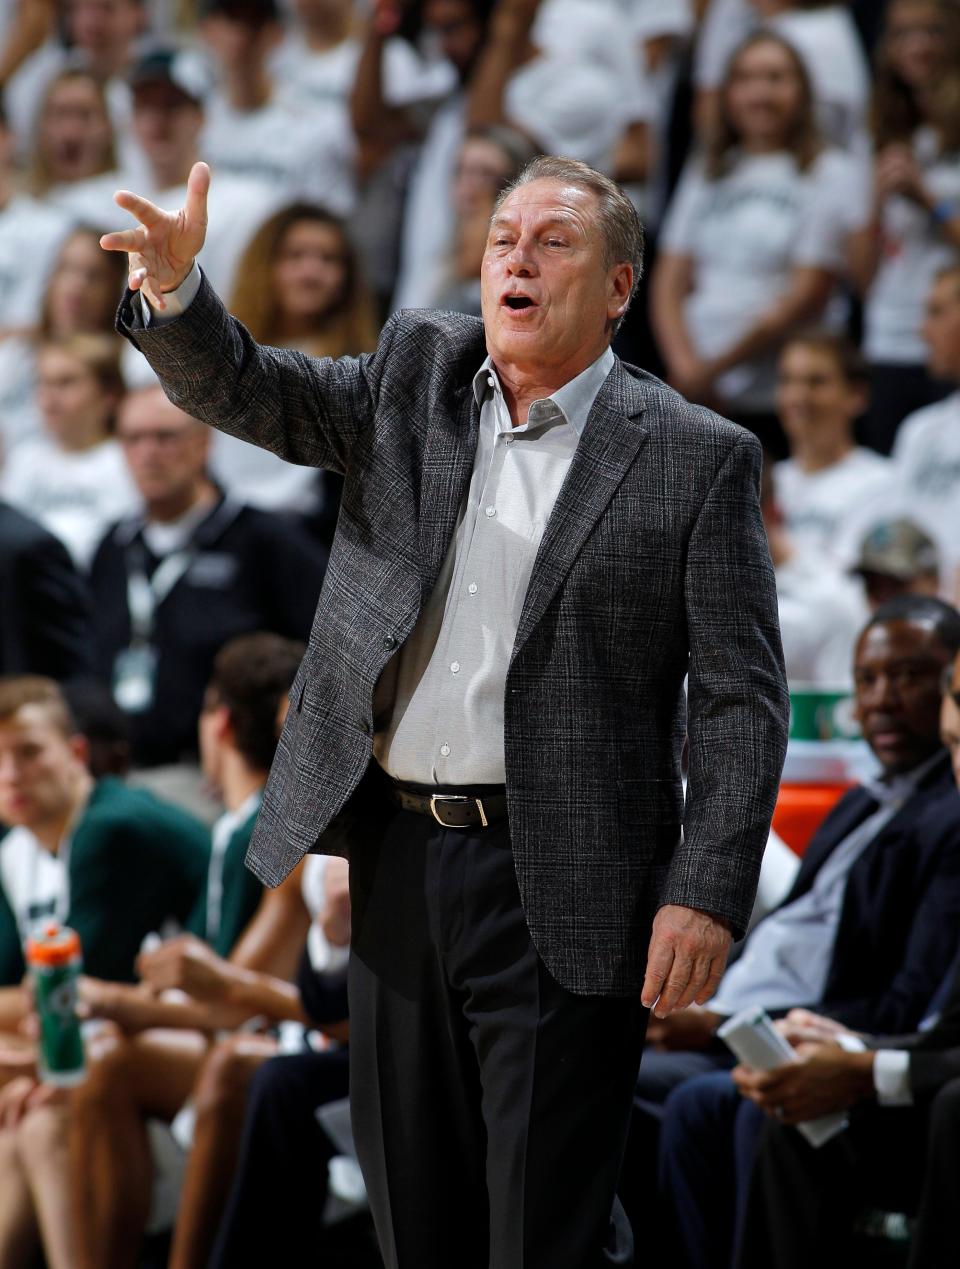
[384,635,398,650]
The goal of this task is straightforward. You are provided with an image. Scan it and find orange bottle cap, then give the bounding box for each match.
[25,924,81,967]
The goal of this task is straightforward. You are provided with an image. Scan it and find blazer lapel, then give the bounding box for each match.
[512,361,648,659]
[417,383,480,597]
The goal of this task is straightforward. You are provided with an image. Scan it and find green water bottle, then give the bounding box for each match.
[26,923,86,1087]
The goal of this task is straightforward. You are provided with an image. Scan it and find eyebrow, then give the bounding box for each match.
[489,212,581,231]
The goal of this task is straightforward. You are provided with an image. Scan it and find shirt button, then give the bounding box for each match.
[485,506,496,518]
[468,583,478,595]
[450,661,460,674]
[504,434,514,444]
[384,635,398,650]
[440,744,451,757]
[487,374,497,389]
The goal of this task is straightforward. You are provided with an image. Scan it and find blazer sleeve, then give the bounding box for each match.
[115,270,401,475]
[662,432,790,938]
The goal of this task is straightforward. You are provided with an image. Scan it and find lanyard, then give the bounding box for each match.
[123,498,241,645]
[126,549,195,644]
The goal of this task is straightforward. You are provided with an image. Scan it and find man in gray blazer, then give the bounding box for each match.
[105,154,789,1268]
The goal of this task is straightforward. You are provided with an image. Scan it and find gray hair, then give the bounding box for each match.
[493,155,645,328]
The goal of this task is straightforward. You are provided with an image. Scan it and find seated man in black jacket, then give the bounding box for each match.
[90,385,326,768]
[626,596,960,1222]
[656,606,960,1269]
[725,650,960,1269]
[0,501,90,681]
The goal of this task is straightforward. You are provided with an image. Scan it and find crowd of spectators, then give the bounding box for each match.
[0,0,960,1265]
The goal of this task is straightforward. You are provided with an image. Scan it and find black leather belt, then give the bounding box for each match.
[387,783,508,829]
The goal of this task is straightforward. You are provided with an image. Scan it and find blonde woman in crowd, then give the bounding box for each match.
[0,226,127,460]
[850,0,960,452]
[651,30,863,457]
[0,333,138,570]
[215,202,379,523]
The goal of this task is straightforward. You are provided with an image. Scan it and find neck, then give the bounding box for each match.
[34,770,94,855]
[89,45,129,80]
[741,136,785,155]
[277,310,329,342]
[147,479,217,525]
[219,751,265,814]
[223,62,272,111]
[792,427,854,474]
[150,149,197,192]
[492,344,607,427]
[58,424,108,454]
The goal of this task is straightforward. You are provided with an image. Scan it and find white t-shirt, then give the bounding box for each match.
[0,826,67,942]
[1,436,140,571]
[693,0,755,89]
[0,194,73,330]
[660,148,866,410]
[865,129,960,365]
[890,391,960,601]
[200,93,356,215]
[271,31,455,115]
[209,431,325,516]
[505,45,646,173]
[776,552,868,686]
[0,336,42,461]
[300,855,349,976]
[774,448,895,569]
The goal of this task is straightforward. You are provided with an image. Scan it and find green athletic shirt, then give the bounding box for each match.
[186,794,263,958]
[0,777,210,985]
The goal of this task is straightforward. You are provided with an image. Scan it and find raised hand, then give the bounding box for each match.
[100,161,210,311]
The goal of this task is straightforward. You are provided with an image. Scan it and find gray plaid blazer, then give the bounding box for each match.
[118,275,789,996]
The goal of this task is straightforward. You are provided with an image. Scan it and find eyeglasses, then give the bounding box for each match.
[118,427,194,448]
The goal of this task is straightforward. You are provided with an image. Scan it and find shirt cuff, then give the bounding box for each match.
[140,261,202,327]
[874,1049,913,1106]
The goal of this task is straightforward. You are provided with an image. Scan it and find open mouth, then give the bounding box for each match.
[502,294,537,311]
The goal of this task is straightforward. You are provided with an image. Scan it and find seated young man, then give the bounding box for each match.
[56,633,344,1269]
[0,675,209,1003]
[0,673,210,1269]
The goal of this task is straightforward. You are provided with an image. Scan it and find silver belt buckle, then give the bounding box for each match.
[429,794,489,829]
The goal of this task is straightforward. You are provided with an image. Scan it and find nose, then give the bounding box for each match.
[505,234,537,277]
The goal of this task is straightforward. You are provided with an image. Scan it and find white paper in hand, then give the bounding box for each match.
[718,1006,849,1148]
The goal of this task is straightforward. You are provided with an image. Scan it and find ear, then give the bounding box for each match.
[69,734,90,768]
[608,263,634,320]
[849,384,869,419]
[213,704,234,743]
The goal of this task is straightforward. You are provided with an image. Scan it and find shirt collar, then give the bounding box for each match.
[863,748,945,807]
[471,345,615,439]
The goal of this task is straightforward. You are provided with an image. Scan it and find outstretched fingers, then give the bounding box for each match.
[99,226,148,254]
[113,187,166,227]
[184,161,210,228]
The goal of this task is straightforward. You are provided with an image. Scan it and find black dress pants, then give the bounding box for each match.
[347,803,647,1269]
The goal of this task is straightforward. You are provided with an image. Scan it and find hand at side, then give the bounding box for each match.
[641,903,732,1019]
